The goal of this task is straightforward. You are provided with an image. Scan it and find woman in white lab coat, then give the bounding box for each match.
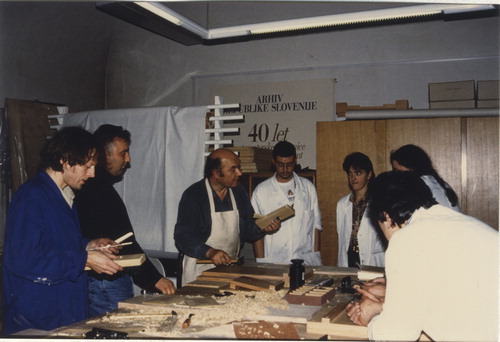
[390,144,460,212]
[336,152,386,267]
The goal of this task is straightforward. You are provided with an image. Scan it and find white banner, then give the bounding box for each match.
[212,78,335,169]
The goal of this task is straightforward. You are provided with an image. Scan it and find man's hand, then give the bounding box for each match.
[346,297,383,326]
[206,248,231,265]
[358,279,386,302]
[260,218,281,234]
[86,250,123,275]
[86,238,122,254]
[155,277,176,295]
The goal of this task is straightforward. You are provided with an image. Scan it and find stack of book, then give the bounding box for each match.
[227,147,273,173]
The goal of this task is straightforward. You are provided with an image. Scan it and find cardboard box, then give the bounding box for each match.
[428,80,475,102]
[429,100,475,109]
[477,99,499,108]
[477,80,499,100]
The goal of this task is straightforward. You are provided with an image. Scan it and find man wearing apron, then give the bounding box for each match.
[174,149,281,286]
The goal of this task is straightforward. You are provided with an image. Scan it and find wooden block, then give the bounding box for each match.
[84,253,145,271]
[285,286,336,306]
[230,276,284,292]
[254,205,295,229]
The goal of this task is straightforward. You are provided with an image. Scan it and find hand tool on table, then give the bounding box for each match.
[195,256,244,265]
[157,311,178,332]
[182,313,195,329]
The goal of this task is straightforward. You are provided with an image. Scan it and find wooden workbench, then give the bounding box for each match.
[14,264,366,340]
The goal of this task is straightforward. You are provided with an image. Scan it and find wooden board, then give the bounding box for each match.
[307,302,367,339]
[201,265,290,281]
[254,205,295,229]
[185,280,230,289]
[229,276,284,292]
[314,266,358,276]
[196,274,238,282]
[141,295,184,307]
[85,253,145,271]
[233,321,300,339]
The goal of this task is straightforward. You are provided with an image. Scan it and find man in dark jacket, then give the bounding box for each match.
[3,127,121,334]
[75,124,175,317]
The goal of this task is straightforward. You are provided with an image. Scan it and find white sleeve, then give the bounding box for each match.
[369,232,427,341]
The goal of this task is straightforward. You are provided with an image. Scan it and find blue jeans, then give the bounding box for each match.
[88,274,133,317]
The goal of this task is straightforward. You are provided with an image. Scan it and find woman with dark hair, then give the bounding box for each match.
[390,144,460,212]
[336,152,385,267]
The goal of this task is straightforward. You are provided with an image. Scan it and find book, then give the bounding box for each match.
[254,204,295,229]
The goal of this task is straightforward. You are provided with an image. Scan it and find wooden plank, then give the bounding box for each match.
[196,275,238,282]
[185,280,230,289]
[201,265,290,281]
[229,276,284,292]
[84,253,145,271]
[233,321,300,340]
[254,205,295,229]
[314,266,358,276]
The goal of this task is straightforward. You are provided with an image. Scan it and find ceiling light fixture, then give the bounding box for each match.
[98,2,497,45]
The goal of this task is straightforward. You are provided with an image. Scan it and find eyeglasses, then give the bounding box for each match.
[276,161,296,169]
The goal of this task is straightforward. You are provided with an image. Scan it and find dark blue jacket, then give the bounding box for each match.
[2,171,89,334]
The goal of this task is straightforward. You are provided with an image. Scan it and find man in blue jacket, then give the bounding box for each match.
[2,127,122,334]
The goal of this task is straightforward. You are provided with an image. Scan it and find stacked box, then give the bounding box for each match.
[477,80,499,108]
[428,80,475,109]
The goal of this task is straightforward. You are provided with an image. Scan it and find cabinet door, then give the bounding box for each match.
[386,117,463,206]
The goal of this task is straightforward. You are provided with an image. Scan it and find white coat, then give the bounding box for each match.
[251,173,323,265]
[336,194,385,267]
[421,175,460,212]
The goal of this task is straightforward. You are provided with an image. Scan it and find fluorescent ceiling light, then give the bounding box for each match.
[134,2,209,38]
[115,3,497,43]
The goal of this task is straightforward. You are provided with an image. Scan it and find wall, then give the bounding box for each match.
[103,10,499,110]
[0,2,115,112]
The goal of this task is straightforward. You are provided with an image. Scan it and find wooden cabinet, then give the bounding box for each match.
[317,116,499,266]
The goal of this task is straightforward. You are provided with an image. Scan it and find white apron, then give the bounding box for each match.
[181,179,240,285]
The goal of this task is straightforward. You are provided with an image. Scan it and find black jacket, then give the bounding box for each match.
[75,166,162,292]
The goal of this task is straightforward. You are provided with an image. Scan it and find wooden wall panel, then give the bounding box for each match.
[386,118,463,207]
[317,121,387,266]
[465,117,499,229]
[317,116,498,266]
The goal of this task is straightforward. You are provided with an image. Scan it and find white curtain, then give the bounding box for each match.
[63,106,207,254]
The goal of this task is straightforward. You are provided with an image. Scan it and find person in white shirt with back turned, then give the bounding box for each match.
[346,171,498,341]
